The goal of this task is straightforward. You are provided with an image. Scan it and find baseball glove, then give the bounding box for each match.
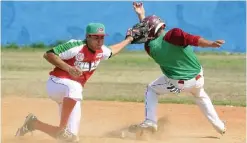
[126,22,149,44]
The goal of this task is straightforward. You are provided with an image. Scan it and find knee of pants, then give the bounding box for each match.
[191,88,208,98]
[147,84,159,95]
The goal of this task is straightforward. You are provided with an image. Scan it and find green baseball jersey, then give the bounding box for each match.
[145,28,201,80]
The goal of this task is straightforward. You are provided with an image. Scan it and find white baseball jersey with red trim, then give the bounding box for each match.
[49,39,111,86]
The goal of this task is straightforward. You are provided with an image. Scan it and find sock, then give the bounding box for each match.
[31,97,77,139]
[66,101,81,135]
[59,97,77,128]
[32,120,60,138]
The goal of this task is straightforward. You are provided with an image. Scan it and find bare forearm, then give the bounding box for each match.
[198,38,214,48]
[138,14,145,22]
[110,37,133,56]
[43,53,71,72]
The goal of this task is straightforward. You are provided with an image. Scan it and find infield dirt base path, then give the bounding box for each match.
[1,97,246,143]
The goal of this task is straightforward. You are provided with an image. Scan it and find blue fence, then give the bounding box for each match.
[1,1,246,52]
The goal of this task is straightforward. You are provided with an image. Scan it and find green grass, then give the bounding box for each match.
[1,48,246,106]
[82,95,246,107]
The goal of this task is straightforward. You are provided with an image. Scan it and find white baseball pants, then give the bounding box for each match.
[46,75,82,135]
[145,68,225,132]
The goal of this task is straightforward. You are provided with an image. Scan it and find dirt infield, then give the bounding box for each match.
[1,97,246,143]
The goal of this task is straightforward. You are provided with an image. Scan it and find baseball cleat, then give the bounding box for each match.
[219,121,227,135]
[128,119,158,133]
[216,126,226,135]
[57,138,79,143]
[214,121,226,135]
[56,127,79,143]
[15,113,37,137]
[220,127,226,135]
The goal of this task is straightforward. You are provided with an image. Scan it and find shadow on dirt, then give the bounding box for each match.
[174,135,220,139]
[104,116,170,141]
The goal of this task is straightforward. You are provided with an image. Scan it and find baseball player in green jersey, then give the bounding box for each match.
[128,2,226,135]
[15,23,139,142]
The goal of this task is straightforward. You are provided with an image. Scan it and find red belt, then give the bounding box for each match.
[178,75,201,84]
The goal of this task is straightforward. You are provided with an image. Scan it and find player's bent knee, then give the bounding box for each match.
[146,84,158,94]
[192,88,208,98]
[147,84,153,91]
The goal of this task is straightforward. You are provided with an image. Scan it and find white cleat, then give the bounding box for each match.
[128,120,158,133]
[216,126,226,135]
[214,121,226,135]
[56,127,80,143]
[219,121,227,135]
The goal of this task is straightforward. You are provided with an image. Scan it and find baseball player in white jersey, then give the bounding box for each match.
[15,23,134,142]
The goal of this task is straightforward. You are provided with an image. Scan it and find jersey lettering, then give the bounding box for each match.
[74,60,100,72]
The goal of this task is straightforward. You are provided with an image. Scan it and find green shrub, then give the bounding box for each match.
[3,43,19,49]
[49,40,67,47]
[30,42,47,48]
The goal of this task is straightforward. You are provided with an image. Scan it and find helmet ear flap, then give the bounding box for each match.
[148,28,156,39]
[161,24,165,29]
[154,25,165,37]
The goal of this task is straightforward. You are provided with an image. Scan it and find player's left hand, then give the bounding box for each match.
[125,22,149,44]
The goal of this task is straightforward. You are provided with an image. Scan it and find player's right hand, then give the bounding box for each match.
[167,83,181,94]
[211,40,225,48]
[133,2,145,16]
[68,66,83,78]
